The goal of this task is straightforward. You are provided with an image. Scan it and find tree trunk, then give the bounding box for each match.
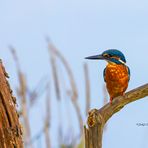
[0,60,23,147]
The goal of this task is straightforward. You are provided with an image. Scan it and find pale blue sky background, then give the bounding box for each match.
[0,0,148,148]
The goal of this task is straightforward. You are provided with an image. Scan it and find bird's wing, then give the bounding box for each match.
[127,66,130,81]
[103,68,106,82]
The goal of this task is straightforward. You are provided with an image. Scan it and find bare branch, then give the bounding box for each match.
[85,83,148,148]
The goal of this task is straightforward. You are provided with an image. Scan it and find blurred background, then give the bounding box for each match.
[0,0,148,148]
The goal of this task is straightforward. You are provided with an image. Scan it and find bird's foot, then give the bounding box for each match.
[110,98,113,105]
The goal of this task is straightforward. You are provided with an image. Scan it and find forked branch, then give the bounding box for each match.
[85,83,148,148]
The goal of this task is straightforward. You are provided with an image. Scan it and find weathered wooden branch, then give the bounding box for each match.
[84,83,148,148]
[0,60,23,147]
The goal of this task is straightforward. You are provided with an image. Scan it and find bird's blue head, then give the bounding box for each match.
[85,49,126,64]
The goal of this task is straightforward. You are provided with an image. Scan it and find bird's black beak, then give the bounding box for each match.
[85,54,105,60]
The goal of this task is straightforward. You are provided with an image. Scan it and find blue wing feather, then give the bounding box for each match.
[127,66,130,81]
[103,68,106,82]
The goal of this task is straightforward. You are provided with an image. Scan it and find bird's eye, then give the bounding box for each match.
[103,54,110,58]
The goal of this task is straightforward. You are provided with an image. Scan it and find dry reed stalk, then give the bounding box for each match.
[48,42,61,101]
[84,63,91,116]
[9,47,33,148]
[103,85,108,105]
[28,76,48,107]
[47,39,63,147]
[44,83,51,148]
[103,84,108,131]
[47,40,83,135]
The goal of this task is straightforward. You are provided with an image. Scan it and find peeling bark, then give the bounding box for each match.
[0,60,23,147]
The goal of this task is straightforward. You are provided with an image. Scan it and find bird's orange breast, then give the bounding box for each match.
[105,63,129,99]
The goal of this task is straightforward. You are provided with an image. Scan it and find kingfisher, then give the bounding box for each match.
[85,49,130,104]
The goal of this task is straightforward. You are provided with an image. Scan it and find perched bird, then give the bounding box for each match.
[85,49,130,103]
